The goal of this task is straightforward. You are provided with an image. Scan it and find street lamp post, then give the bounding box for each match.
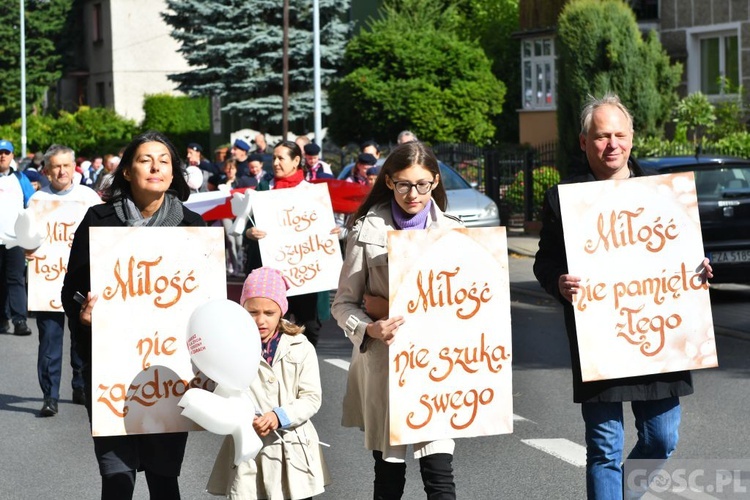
[20,0,27,157]
[313,0,322,149]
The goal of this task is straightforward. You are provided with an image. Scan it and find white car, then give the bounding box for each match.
[338,160,500,227]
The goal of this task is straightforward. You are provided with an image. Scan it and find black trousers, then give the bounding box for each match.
[372,450,456,500]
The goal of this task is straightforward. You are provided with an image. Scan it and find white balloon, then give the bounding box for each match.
[186,299,261,391]
[185,166,203,190]
[178,388,263,464]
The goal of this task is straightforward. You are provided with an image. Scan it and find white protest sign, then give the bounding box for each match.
[559,172,717,382]
[388,227,512,445]
[89,226,226,436]
[251,183,342,296]
[27,199,94,311]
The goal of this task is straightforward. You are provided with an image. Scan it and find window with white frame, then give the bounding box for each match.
[700,32,739,95]
[521,37,556,110]
[687,26,740,97]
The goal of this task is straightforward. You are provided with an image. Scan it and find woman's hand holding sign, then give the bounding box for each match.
[365,316,405,346]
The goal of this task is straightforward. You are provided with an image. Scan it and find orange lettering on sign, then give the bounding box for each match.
[585,209,678,254]
[137,331,177,370]
[102,256,198,308]
[406,387,494,430]
[407,268,492,320]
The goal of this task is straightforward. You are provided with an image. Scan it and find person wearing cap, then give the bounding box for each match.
[187,142,219,192]
[303,143,333,181]
[23,169,43,191]
[366,166,380,187]
[231,138,252,177]
[207,266,329,498]
[27,144,102,417]
[248,153,272,185]
[0,139,35,336]
[346,153,378,186]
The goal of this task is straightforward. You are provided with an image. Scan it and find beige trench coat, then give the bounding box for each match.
[331,201,461,460]
[206,333,330,499]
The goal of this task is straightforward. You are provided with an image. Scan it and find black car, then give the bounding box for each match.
[638,155,750,284]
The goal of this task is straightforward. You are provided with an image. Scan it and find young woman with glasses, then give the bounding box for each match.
[331,141,462,499]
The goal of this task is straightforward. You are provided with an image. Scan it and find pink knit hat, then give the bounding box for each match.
[240,267,290,315]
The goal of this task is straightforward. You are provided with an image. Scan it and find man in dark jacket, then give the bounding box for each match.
[533,93,712,500]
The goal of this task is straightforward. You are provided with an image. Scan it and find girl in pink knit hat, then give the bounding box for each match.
[207,266,329,499]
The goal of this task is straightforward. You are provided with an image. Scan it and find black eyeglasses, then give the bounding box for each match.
[0,150,11,156]
[392,179,435,195]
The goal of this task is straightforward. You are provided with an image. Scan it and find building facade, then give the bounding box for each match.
[516,0,746,146]
[59,0,191,123]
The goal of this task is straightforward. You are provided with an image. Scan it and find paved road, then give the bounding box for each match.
[1,249,749,499]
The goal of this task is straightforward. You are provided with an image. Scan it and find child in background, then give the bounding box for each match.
[207,267,329,500]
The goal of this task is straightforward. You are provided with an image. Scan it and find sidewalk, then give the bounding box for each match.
[506,232,750,338]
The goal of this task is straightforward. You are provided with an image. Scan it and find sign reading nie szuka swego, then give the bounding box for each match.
[89,227,226,437]
[387,227,512,445]
[558,172,718,382]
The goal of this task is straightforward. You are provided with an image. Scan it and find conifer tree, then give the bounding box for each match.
[163,0,350,130]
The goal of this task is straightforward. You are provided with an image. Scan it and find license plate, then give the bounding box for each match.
[710,250,750,263]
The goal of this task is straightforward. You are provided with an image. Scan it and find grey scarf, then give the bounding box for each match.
[113,192,184,227]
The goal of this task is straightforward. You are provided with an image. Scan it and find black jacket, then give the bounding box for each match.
[533,164,694,403]
[61,202,205,365]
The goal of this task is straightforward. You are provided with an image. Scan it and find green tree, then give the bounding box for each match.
[673,92,715,146]
[0,0,73,124]
[163,0,351,132]
[327,0,505,145]
[454,0,520,143]
[556,0,681,172]
[0,107,138,156]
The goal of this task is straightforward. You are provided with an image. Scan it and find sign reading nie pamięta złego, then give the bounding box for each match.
[559,172,717,382]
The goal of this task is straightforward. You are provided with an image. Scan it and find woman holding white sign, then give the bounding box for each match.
[244,140,337,347]
[332,141,462,499]
[62,131,204,500]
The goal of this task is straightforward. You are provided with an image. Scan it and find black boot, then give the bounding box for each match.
[419,453,456,500]
[373,450,406,500]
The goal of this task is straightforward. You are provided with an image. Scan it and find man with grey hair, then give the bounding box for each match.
[533,93,712,499]
[28,144,101,416]
[396,130,418,144]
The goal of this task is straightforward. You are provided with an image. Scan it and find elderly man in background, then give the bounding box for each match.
[28,144,101,416]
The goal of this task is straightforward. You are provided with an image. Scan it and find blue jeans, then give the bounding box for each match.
[37,312,84,400]
[581,397,681,500]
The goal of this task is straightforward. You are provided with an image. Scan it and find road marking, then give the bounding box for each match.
[325,358,350,371]
[521,438,586,468]
[325,358,533,423]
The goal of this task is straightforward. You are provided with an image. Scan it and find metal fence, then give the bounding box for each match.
[434,141,560,226]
